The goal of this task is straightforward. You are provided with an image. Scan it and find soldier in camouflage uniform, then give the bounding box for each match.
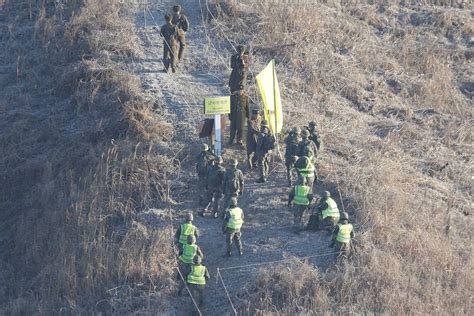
[201,156,225,218]
[160,14,179,73]
[330,212,354,260]
[196,144,216,205]
[288,176,313,233]
[312,191,340,232]
[256,121,275,183]
[222,159,244,213]
[246,109,261,169]
[229,45,248,94]
[171,5,190,62]
[284,127,300,187]
[306,121,322,152]
[222,197,244,256]
[228,90,249,146]
[297,129,318,161]
[294,154,316,190]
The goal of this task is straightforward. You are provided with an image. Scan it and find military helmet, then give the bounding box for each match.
[230,197,238,207]
[194,255,202,265]
[164,14,172,21]
[173,5,181,12]
[309,121,316,127]
[187,235,196,244]
[340,212,349,221]
[186,213,194,222]
[201,143,209,151]
[323,191,331,198]
[216,156,223,164]
[301,129,310,137]
[237,45,246,53]
[261,120,269,127]
[293,126,301,134]
[230,158,238,166]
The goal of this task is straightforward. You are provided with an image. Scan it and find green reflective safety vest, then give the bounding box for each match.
[178,223,196,245]
[226,207,244,230]
[322,197,340,219]
[294,185,311,205]
[179,244,197,263]
[298,156,315,177]
[336,223,353,244]
[187,264,207,285]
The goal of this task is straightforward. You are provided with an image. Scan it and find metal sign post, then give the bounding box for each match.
[204,96,231,157]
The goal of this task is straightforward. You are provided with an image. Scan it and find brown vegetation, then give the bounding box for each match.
[213,0,473,314]
[0,0,175,313]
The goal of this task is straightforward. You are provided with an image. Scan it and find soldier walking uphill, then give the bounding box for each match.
[306,191,340,232]
[171,5,189,62]
[306,121,323,152]
[160,14,179,73]
[186,256,210,314]
[297,129,318,161]
[228,90,249,146]
[195,144,215,205]
[256,121,276,183]
[229,45,248,94]
[288,176,313,233]
[330,212,354,259]
[294,154,316,189]
[285,127,301,187]
[246,109,261,169]
[178,235,204,287]
[175,213,200,250]
[222,159,244,212]
[222,198,244,257]
[201,156,225,218]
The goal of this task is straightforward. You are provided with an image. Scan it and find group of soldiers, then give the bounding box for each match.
[161,4,354,312]
[158,5,189,73]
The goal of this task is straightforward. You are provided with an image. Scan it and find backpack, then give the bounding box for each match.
[263,133,276,151]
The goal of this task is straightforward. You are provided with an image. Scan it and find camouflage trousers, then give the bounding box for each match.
[258,154,270,180]
[226,230,242,255]
[285,158,295,186]
[335,241,352,260]
[318,216,339,231]
[163,40,178,72]
[203,190,222,216]
[177,31,186,61]
[188,284,204,312]
[293,204,308,232]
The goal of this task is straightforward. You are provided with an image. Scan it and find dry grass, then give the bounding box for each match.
[0,0,176,313]
[213,0,473,314]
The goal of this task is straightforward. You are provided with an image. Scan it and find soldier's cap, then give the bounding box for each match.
[323,190,331,198]
[165,14,172,21]
[230,197,238,207]
[186,213,194,222]
[194,255,202,265]
[292,126,301,134]
[173,5,181,12]
[301,129,310,137]
[237,45,246,53]
[201,143,209,151]
[261,120,269,127]
[215,156,223,164]
[187,235,196,244]
[230,158,238,166]
[309,121,316,127]
[340,212,349,221]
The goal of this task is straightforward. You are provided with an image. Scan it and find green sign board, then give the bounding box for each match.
[204,96,231,115]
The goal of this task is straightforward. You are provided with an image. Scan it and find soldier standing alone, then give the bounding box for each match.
[228,45,248,94]
[171,5,189,62]
[160,14,179,73]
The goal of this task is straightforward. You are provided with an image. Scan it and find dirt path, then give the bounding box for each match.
[134,1,334,314]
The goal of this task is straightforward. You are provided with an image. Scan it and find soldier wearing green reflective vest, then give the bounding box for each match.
[288,176,314,233]
[222,198,244,256]
[175,213,200,249]
[294,155,316,189]
[330,212,354,259]
[314,191,340,231]
[186,256,209,311]
[178,235,204,278]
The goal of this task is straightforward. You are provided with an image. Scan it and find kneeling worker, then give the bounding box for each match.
[312,191,340,232]
[222,197,244,256]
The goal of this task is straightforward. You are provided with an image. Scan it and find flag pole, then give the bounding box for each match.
[272,60,283,161]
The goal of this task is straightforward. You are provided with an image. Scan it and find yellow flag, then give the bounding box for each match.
[256,60,283,134]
